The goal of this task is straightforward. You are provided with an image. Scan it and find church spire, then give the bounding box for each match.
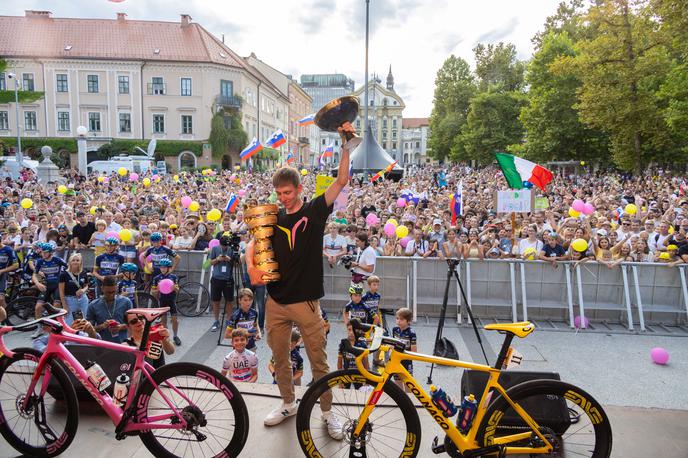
[386,65,394,91]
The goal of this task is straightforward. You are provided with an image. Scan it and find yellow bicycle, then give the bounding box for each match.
[296,319,612,457]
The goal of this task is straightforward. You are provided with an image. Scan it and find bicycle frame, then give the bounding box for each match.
[352,346,553,455]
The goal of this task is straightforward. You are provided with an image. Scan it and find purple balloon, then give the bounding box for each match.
[400,236,411,248]
[397,197,406,208]
[208,239,220,249]
[573,315,589,329]
[384,222,396,237]
[583,203,595,216]
[572,199,585,213]
[650,347,669,365]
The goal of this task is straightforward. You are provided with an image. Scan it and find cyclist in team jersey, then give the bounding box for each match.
[143,232,180,278]
[0,237,19,324]
[117,263,139,303]
[32,242,67,337]
[221,328,258,383]
[93,237,125,285]
[151,258,181,346]
[22,242,42,282]
[224,288,261,350]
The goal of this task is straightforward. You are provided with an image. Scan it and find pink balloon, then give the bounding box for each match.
[152,174,159,180]
[573,315,589,329]
[650,347,669,365]
[238,189,247,197]
[208,239,220,249]
[158,279,175,295]
[583,203,595,216]
[129,173,139,182]
[384,222,396,237]
[181,196,192,208]
[400,236,411,248]
[103,177,110,183]
[229,174,237,181]
[397,197,407,208]
[571,199,585,213]
[365,213,378,226]
[106,231,120,240]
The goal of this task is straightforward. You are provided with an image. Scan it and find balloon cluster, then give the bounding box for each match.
[569,199,595,217]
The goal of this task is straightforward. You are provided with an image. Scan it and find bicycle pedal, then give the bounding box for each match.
[431,436,445,454]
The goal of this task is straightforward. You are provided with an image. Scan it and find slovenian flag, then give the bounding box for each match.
[371,161,398,183]
[286,151,295,164]
[225,193,239,213]
[298,113,315,126]
[319,145,333,168]
[265,129,286,148]
[450,180,463,225]
[495,152,553,191]
[240,137,263,161]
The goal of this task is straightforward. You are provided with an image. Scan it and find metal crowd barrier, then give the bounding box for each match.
[70,249,688,329]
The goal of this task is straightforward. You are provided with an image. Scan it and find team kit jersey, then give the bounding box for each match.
[392,326,417,373]
[117,279,137,300]
[338,339,368,369]
[153,273,178,298]
[34,256,68,286]
[361,291,381,315]
[345,300,375,324]
[226,308,259,349]
[144,246,177,275]
[0,246,17,270]
[223,349,258,382]
[95,252,125,276]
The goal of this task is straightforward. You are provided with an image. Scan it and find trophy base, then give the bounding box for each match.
[344,136,362,150]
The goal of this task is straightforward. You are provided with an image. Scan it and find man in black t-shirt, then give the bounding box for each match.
[71,211,96,249]
[247,124,355,438]
[539,232,567,268]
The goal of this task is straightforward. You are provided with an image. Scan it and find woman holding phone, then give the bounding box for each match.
[58,253,90,325]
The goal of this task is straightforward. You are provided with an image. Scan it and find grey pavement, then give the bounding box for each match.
[1,311,687,457]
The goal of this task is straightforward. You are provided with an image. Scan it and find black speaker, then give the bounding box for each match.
[461,370,570,434]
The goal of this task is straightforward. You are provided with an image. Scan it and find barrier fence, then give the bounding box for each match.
[71,249,687,330]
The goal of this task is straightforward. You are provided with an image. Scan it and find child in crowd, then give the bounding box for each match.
[221,328,258,383]
[268,328,304,386]
[343,283,378,326]
[392,308,417,392]
[225,288,261,350]
[117,262,139,303]
[338,322,369,371]
[362,275,382,324]
[151,258,181,346]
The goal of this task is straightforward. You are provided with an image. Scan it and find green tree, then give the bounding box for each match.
[532,0,592,48]
[428,55,477,161]
[568,0,673,173]
[0,59,44,104]
[458,91,527,164]
[518,31,609,163]
[473,42,526,92]
[208,111,247,165]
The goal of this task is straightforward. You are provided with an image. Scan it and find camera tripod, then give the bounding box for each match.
[427,258,489,384]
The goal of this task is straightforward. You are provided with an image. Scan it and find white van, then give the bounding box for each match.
[87,155,156,175]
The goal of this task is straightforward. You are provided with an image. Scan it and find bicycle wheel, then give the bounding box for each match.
[176,281,210,317]
[133,291,159,309]
[0,348,79,457]
[296,369,421,458]
[137,362,249,457]
[5,295,38,326]
[478,379,613,457]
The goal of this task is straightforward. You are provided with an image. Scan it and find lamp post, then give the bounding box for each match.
[76,125,88,175]
[7,72,22,165]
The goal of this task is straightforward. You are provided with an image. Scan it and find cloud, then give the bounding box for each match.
[344,0,432,40]
[297,0,335,34]
[476,16,520,44]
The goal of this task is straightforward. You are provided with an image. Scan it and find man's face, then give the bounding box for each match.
[102,284,117,302]
[275,183,302,212]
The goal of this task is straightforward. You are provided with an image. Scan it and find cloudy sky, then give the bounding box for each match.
[2,0,560,117]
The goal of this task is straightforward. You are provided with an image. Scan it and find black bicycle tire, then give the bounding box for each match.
[477,379,613,457]
[133,291,159,309]
[5,295,38,326]
[176,281,210,317]
[136,361,249,457]
[295,368,422,458]
[0,348,79,457]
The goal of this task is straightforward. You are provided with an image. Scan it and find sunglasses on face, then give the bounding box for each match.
[127,317,142,325]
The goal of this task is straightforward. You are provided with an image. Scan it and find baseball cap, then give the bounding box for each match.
[433,218,442,226]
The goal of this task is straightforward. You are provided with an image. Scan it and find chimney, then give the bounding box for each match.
[117,12,127,22]
[181,14,192,28]
[25,10,52,19]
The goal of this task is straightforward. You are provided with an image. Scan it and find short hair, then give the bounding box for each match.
[102,275,117,287]
[272,166,300,188]
[356,232,369,244]
[367,275,380,284]
[95,219,107,227]
[238,288,254,300]
[231,328,249,340]
[290,328,301,343]
[396,307,413,322]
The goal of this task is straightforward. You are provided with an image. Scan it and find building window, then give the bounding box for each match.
[24,111,37,131]
[182,115,193,134]
[181,78,192,96]
[118,75,129,94]
[153,114,165,133]
[57,112,70,131]
[87,75,99,93]
[119,113,131,133]
[0,73,5,91]
[382,118,387,128]
[221,79,233,97]
[416,141,420,148]
[56,74,68,92]
[0,111,8,130]
[88,112,101,132]
[392,130,397,139]
[392,142,397,150]
[223,116,231,129]
[151,77,165,95]
[22,74,35,92]
[392,118,397,128]
[382,131,387,140]
[355,118,361,129]
[322,139,326,146]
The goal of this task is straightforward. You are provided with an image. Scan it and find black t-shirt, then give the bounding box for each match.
[59,270,89,296]
[542,244,566,258]
[267,194,332,304]
[361,205,376,219]
[72,222,96,245]
[678,244,688,258]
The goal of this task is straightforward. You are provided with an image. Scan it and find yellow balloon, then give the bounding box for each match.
[387,218,399,227]
[234,178,241,185]
[624,203,638,215]
[97,176,105,183]
[20,198,33,209]
[669,225,675,235]
[395,225,409,239]
[57,185,68,194]
[155,176,161,183]
[119,229,132,242]
[522,247,537,260]
[173,174,179,182]
[234,165,241,171]
[142,178,151,187]
[571,238,588,252]
[659,252,670,260]
[580,161,586,166]
[568,208,581,218]
[207,209,222,222]
[90,205,98,215]
[189,201,200,212]
[301,169,308,176]
[118,167,127,176]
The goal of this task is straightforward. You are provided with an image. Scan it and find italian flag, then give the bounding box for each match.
[495,153,553,191]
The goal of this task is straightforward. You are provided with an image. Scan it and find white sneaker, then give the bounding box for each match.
[264,401,297,426]
[322,411,344,440]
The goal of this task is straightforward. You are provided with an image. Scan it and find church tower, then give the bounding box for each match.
[386,65,395,91]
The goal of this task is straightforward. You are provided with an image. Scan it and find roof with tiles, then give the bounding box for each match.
[402,118,429,129]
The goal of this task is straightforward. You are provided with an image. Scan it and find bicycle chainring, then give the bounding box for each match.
[444,435,464,457]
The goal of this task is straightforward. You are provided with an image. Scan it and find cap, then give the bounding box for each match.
[433,218,442,226]
[596,229,608,236]
[667,244,679,250]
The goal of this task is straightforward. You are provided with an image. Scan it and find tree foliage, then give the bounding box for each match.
[473,42,526,92]
[0,59,44,104]
[209,111,247,161]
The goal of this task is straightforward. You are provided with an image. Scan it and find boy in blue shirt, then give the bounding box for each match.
[343,283,378,326]
[152,258,181,346]
[225,288,261,350]
[94,237,125,284]
[144,232,179,278]
[32,242,67,337]
[117,262,139,303]
[0,237,19,324]
[362,275,381,324]
[269,329,304,386]
[392,307,417,392]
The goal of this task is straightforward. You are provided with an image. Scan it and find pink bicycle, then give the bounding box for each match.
[0,307,248,457]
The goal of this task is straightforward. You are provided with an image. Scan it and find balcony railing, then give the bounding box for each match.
[146,83,167,95]
[215,94,242,109]
[298,136,309,145]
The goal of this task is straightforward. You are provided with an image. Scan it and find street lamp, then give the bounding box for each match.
[76,125,88,175]
[6,72,22,165]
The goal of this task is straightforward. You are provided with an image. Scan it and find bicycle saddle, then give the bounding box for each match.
[484,321,534,338]
[128,307,170,322]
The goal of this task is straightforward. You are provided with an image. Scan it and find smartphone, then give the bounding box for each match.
[72,310,84,321]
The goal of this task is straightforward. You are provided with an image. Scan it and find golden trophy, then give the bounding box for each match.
[245,204,280,282]
[314,95,362,149]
